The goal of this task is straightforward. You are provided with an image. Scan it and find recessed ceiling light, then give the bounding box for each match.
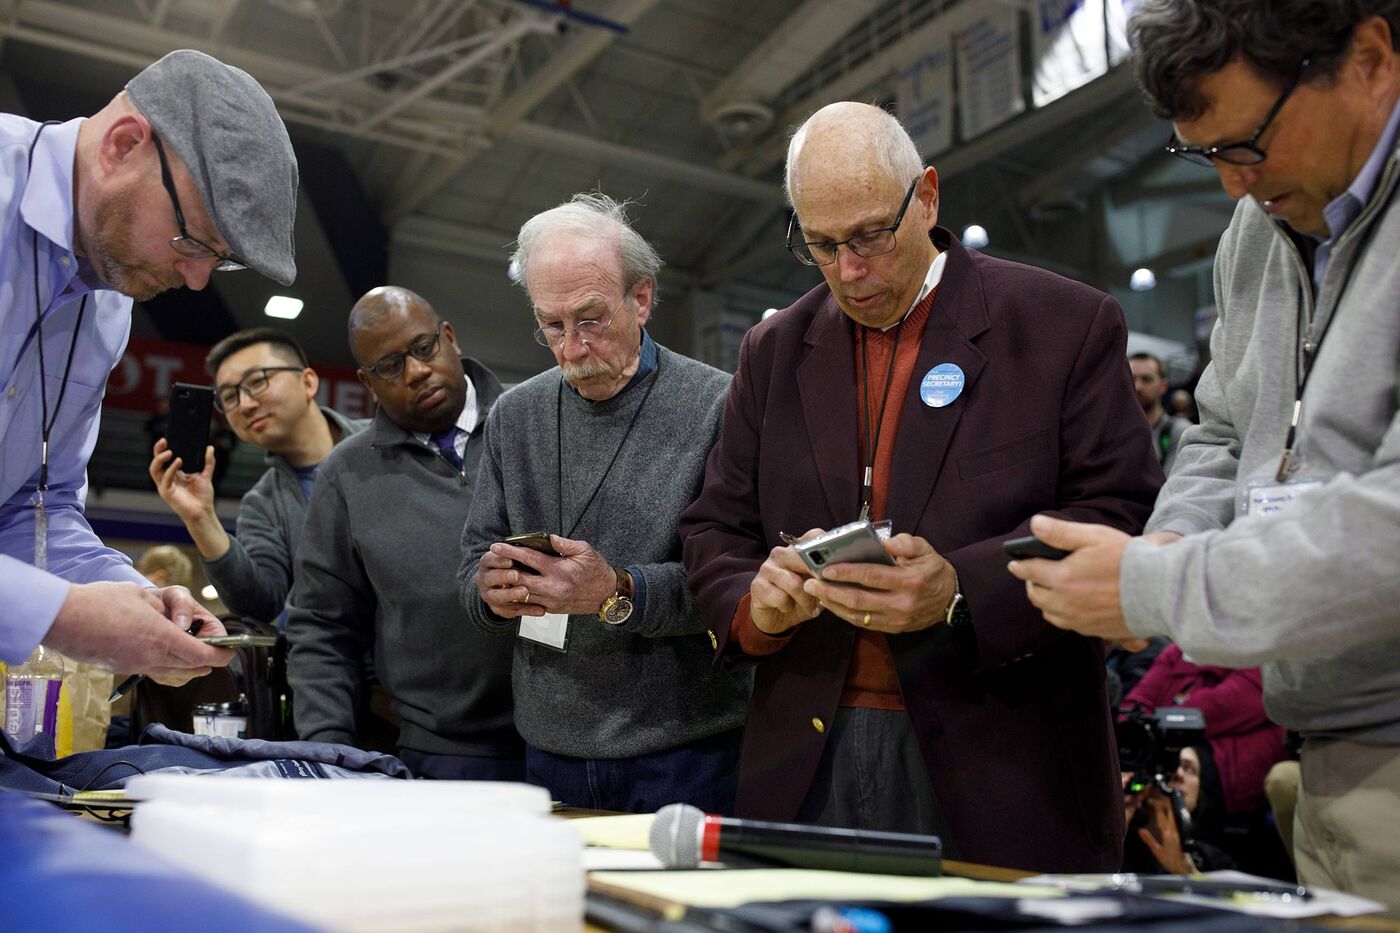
[201,585,219,600]
[264,296,304,319]
[961,224,989,249]
[1130,268,1157,292]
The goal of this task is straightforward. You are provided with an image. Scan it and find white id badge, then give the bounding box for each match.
[518,612,569,652]
[1242,479,1323,517]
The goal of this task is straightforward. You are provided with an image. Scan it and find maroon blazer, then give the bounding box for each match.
[679,231,1163,873]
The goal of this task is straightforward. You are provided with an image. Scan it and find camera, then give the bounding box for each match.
[1117,703,1206,859]
[1116,704,1206,789]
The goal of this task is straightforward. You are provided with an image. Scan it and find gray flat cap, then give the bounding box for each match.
[127,49,298,285]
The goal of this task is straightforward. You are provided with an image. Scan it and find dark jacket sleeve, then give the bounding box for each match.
[945,294,1162,670]
[201,478,293,624]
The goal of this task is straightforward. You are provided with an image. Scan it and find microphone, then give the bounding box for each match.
[649,803,942,876]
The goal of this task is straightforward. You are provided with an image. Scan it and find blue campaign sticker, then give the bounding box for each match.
[920,363,965,408]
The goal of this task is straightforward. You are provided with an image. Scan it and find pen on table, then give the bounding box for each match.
[108,618,206,702]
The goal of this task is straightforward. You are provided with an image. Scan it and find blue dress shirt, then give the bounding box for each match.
[0,115,147,663]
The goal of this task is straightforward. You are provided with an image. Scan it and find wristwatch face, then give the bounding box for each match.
[601,595,634,625]
[945,592,970,629]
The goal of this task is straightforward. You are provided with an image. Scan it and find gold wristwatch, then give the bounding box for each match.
[598,567,635,625]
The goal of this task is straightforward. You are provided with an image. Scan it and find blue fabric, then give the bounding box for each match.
[0,114,147,664]
[0,792,316,932]
[397,747,525,781]
[290,462,318,501]
[0,723,411,794]
[428,426,463,469]
[525,727,741,815]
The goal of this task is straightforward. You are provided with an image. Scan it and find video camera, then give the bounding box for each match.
[1116,704,1206,792]
[1116,703,1206,859]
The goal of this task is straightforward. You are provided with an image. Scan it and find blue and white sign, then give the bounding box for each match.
[896,42,954,157]
[920,363,966,408]
[1033,0,1109,107]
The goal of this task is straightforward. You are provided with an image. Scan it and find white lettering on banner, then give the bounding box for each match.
[1033,0,1109,108]
[146,355,187,399]
[897,45,954,157]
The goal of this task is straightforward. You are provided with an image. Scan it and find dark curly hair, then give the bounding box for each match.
[1130,0,1400,119]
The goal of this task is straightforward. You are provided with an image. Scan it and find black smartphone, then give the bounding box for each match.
[1003,535,1071,561]
[167,383,214,473]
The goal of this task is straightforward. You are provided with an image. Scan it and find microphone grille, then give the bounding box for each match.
[649,803,704,868]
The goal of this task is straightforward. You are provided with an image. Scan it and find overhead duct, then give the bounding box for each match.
[700,0,881,142]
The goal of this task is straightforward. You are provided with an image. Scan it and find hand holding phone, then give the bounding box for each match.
[503,532,559,573]
[794,520,895,579]
[199,634,278,648]
[1003,535,1072,561]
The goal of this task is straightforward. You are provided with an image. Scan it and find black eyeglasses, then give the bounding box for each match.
[151,134,248,272]
[214,366,304,413]
[786,177,921,266]
[1166,58,1311,167]
[362,322,446,380]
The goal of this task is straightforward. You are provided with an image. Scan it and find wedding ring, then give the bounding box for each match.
[862,612,871,627]
[523,591,531,604]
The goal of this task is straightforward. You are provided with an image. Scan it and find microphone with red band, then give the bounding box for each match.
[650,803,942,876]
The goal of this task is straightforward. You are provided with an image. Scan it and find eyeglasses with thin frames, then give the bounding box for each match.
[214,366,304,414]
[362,322,447,380]
[151,134,248,272]
[786,177,921,266]
[1166,58,1311,167]
[533,298,626,348]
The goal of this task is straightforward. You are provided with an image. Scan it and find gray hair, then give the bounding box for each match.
[1131,0,1400,120]
[784,105,924,204]
[511,192,663,305]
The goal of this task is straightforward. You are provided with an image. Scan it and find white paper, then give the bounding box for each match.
[518,612,568,651]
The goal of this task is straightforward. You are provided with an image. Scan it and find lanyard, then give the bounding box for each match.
[27,121,87,572]
[555,354,659,539]
[857,319,905,520]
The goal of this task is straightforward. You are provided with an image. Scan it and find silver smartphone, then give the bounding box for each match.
[794,520,895,578]
[200,634,278,648]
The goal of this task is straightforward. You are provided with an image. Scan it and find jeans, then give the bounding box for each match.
[526,728,742,814]
[399,747,526,781]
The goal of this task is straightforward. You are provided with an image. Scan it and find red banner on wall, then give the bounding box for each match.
[104,337,375,419]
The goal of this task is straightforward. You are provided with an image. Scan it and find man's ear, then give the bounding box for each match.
[443,321,462,357]
[355,368,379,407]
[917,165,940,233]
[303,367,321,404]
[632,278,654,326]
[97,114,152,180]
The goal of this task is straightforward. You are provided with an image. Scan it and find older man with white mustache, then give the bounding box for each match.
[457,192,752,815]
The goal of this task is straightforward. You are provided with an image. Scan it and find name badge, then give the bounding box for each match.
[518,612,569,652]
[1242,479,1323,518]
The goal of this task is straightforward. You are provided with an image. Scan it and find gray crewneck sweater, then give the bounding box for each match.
[458,346,752,759]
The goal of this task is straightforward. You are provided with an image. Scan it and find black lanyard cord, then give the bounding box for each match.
[858,319,905,519]
[555,352,660,539]
[27,121,87,494]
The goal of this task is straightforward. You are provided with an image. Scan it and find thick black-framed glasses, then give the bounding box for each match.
[786,176,921,266]
[362,322,446,380]
[214,366,304,413]
[151,134,248,272]
[1166,57,1311,167]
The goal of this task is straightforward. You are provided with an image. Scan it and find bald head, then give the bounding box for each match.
[349,286,437,362]
[785,102,924,205]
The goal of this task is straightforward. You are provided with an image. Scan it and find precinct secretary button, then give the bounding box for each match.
[920,363,965,408]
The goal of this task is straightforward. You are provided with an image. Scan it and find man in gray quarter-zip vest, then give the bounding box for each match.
[458,193,751,814]
[1013,1,1400,913]
[289,286,519,781]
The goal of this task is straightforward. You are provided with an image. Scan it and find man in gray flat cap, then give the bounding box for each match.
[0,49,299,690]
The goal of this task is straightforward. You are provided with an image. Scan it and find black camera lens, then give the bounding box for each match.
[809,550,827,565]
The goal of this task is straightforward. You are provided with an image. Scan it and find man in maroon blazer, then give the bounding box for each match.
[679,102,1162,872]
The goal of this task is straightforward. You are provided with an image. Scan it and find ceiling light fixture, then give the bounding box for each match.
[1130,268,1157,292]
[961,224,989,249]
[264,296,304,320]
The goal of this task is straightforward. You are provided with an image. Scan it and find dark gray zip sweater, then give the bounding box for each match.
[288,358,519,757]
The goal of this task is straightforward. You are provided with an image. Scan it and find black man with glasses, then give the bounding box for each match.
[149,328,367,627]
[0,49,296,693]
[1011,1,1400,910]
[288,286,520,780]
[680,101,1159,872]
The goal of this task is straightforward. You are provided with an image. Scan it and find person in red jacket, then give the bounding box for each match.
[1123,644,1287,815]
